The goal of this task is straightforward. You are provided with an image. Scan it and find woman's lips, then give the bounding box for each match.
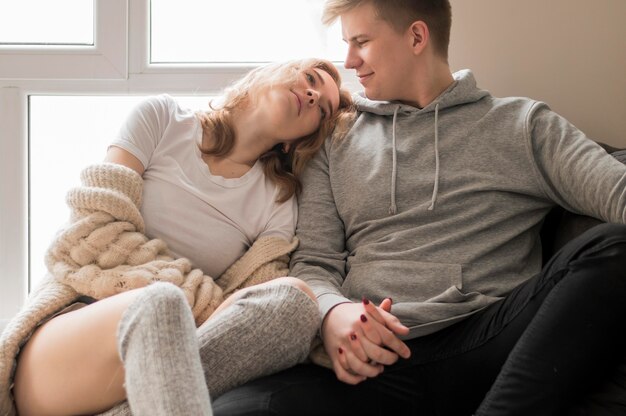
[292,91,302,115]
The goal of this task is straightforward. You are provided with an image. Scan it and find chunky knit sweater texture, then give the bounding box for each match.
[0,163,298,416]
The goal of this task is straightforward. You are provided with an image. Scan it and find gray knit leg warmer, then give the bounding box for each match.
[99,282,319,415]
[101,282,212,416]
[197,281,320,399]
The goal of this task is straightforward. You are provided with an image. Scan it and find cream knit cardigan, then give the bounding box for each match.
[0,163,298,416]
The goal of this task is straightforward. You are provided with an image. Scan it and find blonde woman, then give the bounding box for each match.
[3,58,353,416]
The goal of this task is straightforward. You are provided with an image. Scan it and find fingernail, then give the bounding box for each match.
[362,297,370,305]
[338,347,343,354]
[388,298,393,304]
[360,314,368,323]
[350,333,357,341]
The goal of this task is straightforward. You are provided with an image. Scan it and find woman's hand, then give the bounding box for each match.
[322,299,411,385]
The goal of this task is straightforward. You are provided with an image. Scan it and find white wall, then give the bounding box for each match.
[449,0,626,147]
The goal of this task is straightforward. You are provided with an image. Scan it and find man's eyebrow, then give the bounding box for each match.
[343,34,366,43]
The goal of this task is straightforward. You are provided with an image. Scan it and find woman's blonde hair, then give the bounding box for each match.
[197,58,354,202]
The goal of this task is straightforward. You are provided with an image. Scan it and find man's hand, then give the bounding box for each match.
[322,299,411,385]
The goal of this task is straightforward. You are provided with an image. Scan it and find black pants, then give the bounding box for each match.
[213,224,626,416]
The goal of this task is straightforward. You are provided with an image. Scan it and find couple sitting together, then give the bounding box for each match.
[2,1,626,415]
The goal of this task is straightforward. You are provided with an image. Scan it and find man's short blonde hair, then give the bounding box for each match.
[323,0,452,60]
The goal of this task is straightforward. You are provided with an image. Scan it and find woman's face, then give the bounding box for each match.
[260,67,341,143]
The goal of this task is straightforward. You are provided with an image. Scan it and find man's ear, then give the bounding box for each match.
[408,21,429,54]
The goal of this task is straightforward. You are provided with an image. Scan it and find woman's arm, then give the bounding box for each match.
[106,94,175,175]
[104,145,145,176]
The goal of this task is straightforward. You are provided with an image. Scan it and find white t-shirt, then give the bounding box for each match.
[110,94,297,278]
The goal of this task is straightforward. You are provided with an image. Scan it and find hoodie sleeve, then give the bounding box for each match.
[527,102,626,223]
[290,141,352,321]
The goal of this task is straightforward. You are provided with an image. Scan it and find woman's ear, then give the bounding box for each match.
[408,21,429,54]
[282,143,291,154]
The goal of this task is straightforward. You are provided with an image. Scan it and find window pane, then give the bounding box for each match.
[0,0,93,45]
[150,0,346,63]
[29,95,211,290]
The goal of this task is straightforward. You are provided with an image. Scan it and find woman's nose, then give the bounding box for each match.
[306,90,319,105]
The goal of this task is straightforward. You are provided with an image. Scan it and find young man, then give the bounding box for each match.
[213,1,626,414]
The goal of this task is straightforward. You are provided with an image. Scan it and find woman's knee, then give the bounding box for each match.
[267,276,317,304]
[138,282,189,312]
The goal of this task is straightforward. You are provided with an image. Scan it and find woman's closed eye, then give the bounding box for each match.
[304,72,327,119]
[305,72,316,85]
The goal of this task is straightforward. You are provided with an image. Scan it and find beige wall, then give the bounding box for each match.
[449,0,626,147]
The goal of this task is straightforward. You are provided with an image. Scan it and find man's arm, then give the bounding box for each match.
[527,102,626,223]
[291,142,410,384]
[290,141,351,318]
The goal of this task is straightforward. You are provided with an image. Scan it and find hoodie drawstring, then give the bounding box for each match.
[389,103,440,214]
[389,106,399,215]
[428,103,440,211]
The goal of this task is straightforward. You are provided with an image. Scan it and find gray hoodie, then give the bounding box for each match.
[291,70,626,339]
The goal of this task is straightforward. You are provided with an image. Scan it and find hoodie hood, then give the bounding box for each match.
[352,69,490,213]
[353,69,490,115]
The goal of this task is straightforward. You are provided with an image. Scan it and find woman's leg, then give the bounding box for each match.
[14,289,138,415]
[100,277,319,415]
[197,276,320,399]
[14,282,212,416]
[117,282,211,416]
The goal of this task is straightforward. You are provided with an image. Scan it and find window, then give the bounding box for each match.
[0,0,94,45]
[29,95,211,290]
[150,0,346,63]
[0,0,354,329]
[0,1,126,80]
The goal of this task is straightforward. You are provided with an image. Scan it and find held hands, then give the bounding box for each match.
[322,298,411,385]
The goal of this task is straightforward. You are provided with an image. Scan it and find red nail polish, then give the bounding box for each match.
[362,297,370,305]
[338,347,343,354]
[350,333,357,341]
[360,314,368,323]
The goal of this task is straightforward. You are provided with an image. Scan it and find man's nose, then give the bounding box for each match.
[344,46,359,69]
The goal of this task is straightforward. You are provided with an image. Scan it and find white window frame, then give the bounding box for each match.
[0,0,127,81]
[0,0,354,331]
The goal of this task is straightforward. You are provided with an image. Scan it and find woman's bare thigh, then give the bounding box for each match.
[13,288,143,416]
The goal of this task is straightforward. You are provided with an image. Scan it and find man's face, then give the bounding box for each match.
[341,2,414,101]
